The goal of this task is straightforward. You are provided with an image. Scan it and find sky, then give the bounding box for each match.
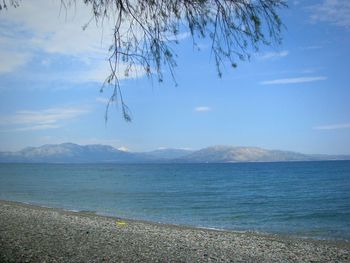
[0,0,349,154]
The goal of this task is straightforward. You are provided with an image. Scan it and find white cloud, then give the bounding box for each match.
[257,50,289,60]
[77,62,112,83]
[96,97,110,104]
[79,61,146,83]
[260,76,328,85]
[0,50,31,73]
[0,106,90,131]
[0,0,123,81]
[309,0,350,28]
[0,0,152,82]
[11,124,61,132]
[0,0,109,56]
[194,106,211,112]
[313,123,350,130]
[0,0,192,86]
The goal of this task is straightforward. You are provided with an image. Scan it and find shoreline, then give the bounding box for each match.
[2,198,349,243]
[1,159,349,165]
[1,199,349,262]
[2,199,349,243]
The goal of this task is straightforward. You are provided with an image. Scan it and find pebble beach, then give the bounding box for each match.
[0,200,349,262]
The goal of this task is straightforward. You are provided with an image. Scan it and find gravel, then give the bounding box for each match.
[0,200,349,262]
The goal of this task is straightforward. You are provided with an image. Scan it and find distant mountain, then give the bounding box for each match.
[0,143,143,163]
[0,143,349,163]
[177,145,315,163]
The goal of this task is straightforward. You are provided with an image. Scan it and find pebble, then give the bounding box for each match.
[0,200,349,263]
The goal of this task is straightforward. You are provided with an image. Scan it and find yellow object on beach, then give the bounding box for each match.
[116,220,127,226]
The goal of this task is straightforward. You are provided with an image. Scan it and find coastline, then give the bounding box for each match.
[1,200,349,262]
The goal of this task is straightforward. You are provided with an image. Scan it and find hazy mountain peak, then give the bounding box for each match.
[59,142,80,147]
[181,145,310,163]
[117,146,130,152]
[0,143,349,163]
[205,145,264,151]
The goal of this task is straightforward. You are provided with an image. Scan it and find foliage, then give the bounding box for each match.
[1,0,286,121]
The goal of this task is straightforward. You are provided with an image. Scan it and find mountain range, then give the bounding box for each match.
[0,143,349,163]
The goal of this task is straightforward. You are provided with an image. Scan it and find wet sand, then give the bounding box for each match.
[0,200,349,262]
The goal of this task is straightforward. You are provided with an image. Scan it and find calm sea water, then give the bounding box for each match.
[0,161,349,240]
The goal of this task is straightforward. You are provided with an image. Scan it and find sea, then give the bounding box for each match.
[0,161,349,241]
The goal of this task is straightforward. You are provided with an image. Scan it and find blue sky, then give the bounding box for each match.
[0,0,349,154]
